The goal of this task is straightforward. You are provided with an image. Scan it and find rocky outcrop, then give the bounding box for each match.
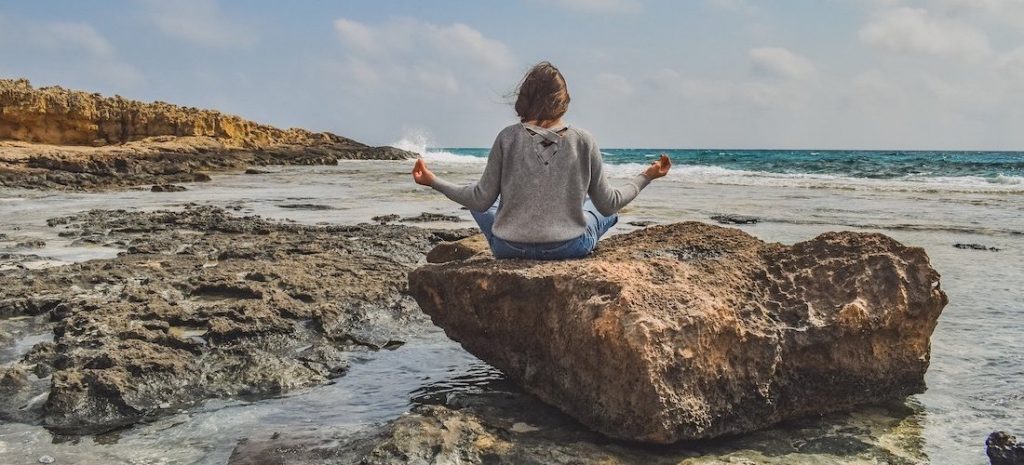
[0,79,418,189]
[1,78,355,147]
[988,432,1024,465]
[409,222,947,443]
[0,206,474,434]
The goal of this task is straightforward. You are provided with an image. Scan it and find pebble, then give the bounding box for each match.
[510,422,541,433]
[39,455,55,464]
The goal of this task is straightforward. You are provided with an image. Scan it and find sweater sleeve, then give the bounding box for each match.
[586,137,651,217]
[429,134,503,212]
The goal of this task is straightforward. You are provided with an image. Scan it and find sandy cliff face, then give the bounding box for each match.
[0,78,361,148]
[0,79,417,189]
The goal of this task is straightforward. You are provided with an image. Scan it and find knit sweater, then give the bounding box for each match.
[430,123,651,243]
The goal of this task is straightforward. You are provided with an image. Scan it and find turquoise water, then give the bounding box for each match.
[428,149,1024,194]
[434,148,1024,179]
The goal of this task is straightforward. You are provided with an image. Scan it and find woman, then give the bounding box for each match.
[412,61,671,259]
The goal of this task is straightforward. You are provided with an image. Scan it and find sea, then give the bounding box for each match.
[0,145,1021,464]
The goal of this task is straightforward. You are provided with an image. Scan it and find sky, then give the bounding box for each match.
[1,0,1023,150]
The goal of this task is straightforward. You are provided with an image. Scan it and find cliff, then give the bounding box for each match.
[0,78,416,189]
[0,78,359,148]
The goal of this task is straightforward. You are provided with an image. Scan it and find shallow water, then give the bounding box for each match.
[1,159,1022,464]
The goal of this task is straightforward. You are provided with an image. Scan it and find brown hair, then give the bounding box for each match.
[513,61,570,125]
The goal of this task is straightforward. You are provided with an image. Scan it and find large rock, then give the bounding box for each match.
[988,432,1024,465]
[409,222,947,444]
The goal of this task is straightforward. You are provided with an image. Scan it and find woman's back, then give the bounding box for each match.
[412,61,670,259]
[495,123,648,243]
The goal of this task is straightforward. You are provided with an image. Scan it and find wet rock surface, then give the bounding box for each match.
[399,212,464,223]
[228,378,930,465]
[0,206,474,434]
[710,213,759,225]
[955,243,1001,252]
[988,432,1024,465]
[150,184,186,192]
[0,78,418,190]
[410,222,948,443]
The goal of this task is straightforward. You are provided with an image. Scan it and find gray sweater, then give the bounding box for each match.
[430,123,651,243]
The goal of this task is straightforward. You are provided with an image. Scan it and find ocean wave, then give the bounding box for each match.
[390,132,433,157]
[423,150,489,164]
[414,148,1024,194]
[670,165,1024,194]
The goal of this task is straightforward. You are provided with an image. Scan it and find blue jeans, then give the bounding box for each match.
[470,199,618,260]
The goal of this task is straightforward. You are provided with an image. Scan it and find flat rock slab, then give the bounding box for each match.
[409,222,947,443]
[0,206,474,434]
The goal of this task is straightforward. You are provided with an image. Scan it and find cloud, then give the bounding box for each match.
[749,47,817,80]
[538,0,643,14]
[36,22,115,58]
[644,68,803,109]
[138,0,255,47]
[0,15,143,88]
[858,7,991,60]
[998,46,1024,80]
[331,17,515,96]
[593,73,634,97]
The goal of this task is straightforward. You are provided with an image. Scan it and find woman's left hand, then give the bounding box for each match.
[412,159,436,186]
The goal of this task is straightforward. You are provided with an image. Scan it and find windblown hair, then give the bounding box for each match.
[513,62,570,124]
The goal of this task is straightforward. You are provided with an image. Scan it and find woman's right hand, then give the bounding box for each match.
[412,159,436,186]
[644,154,672,180]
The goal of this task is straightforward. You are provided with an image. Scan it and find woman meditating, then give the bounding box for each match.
[412,61,671,259]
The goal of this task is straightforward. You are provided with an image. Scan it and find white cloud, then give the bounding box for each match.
[333,18,378,54]
[858,7,992,60]
[539,0,643,14]
[0,15,143,88]
[645,68,803,109]
[749,47,817,80]
[330,17,515,97]
[138,0,255,47]
[998,46,1024,80]
[333,18,514,72]
[37,22,115,58]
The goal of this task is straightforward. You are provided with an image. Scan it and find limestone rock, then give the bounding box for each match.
[0,78,356,147]
[0,78,418,189]
[426,234,490,263]
[409,222,947,443]
[0,206,476,434]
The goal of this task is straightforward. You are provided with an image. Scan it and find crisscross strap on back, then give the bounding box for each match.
[522,123,569,164]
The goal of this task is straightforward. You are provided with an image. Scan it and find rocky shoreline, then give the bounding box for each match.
[0,204,1008,464]
[0,79,417,190]
[0,206,473,434]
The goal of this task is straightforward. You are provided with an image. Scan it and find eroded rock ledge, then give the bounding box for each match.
[0,206,473,434]
[409,223,948,443]
[0,78,417,189]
